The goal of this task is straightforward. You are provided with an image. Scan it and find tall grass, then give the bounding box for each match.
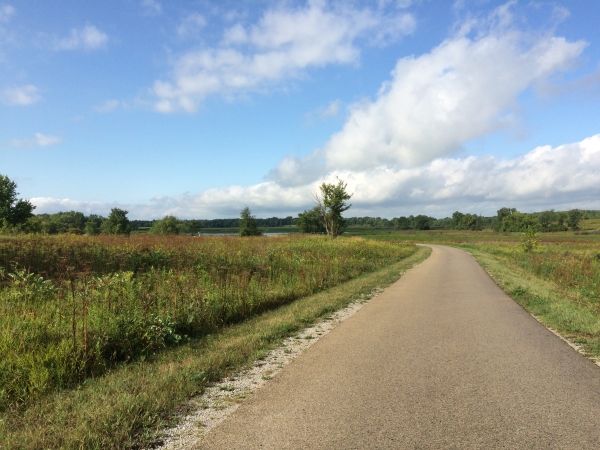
[461,242,600,304]
[0,234,415,412]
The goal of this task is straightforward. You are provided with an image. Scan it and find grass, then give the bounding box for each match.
[0,234,415,411]
[352,225,600,362]
[0,244,430,449]
[459,243,600,361]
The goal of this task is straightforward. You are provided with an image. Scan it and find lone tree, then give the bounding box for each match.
[313,178,352,238]
[101,208,131,236]
[0,174,35,228]
[150,215,180,235]
[239,206,262,236]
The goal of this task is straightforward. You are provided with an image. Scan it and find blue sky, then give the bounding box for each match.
[1,0,599,219]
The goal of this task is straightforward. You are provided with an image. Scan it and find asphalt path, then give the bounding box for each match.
[198,245,600,449]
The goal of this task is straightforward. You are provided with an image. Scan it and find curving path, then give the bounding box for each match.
[198,245,600,449]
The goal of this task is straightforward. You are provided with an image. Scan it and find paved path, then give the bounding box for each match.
[198,245,600,449]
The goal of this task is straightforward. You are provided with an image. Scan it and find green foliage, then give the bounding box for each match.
[498,211,537,232]
[566,209,583,230]
[413,215,431,230]
[101,208,131,236]
[149,215,180,235]
[297,207,326,234]
[0,174,35,230]
[239,207,262,236]
[495,207,517,229]
[0,234,415,413]
[452,211,481,230]
[520,226,539,253]
[314,178,352,238]
[84,214,103,236]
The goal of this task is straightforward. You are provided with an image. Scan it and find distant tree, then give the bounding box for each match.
[499,211,537,232]
[494,207,517,231]
[413,215,431,230]
[538,210,555,231]
[395,216,411,230]
[566,209,583,230]
[150,215,180,235]
[557,212,567,229]
[297,207,326,234]
[101,208,131,236]
[0,174,36,229]
[84,214,104,235]
[313,178,352,238]
[452,211,465,228]
[239,207,262,236]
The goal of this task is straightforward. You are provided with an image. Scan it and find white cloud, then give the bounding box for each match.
[9,132,62,148]
[93,99,121,113]
[1,85,41,105]
[33,135,600,219]
[152,1,416,112]
[0,4,15,22]
[269,4,587,185]
[53,25,108,51]
[141,0,162,16]
[31,198,114,216]
[177,13,207,37]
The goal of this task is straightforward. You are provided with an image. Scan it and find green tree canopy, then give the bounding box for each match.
[101,208,131,236]
[566,209,583,230]
[239,207,262,236]
[297,207,326,234]
[0,174,35,228]
[413,215,431,230]
[149,215,181,235]
[314,178,352,238]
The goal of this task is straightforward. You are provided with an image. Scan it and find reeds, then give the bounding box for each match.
[0,234,415,411]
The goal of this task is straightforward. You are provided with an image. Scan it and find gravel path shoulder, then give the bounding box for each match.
[153,287,385,449]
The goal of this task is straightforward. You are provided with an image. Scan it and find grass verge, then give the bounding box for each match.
[462,245,600,363]
[1,246,430,449]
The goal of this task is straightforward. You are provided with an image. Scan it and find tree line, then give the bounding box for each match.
[1,173,594,236]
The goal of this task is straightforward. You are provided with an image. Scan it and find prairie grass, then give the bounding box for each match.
[0,241,428,450]
[353,225,600,361]
[0,234,415,413]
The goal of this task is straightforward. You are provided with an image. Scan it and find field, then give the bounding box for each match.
[2,223,599,449]
[0,233,419,449]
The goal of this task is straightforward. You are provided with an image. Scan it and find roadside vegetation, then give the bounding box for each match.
[0,233,423,449]
[352,224,600,364]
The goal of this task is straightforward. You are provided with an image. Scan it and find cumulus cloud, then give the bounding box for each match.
[269,4,587,185]
[1,85,41,105]
[53,25,108,51]
[33,135,600,219]
[152,1,416,112]
[30,198,115,216]
[9,132,62,148]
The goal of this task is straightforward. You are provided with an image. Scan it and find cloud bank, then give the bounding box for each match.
[32,134,600,219]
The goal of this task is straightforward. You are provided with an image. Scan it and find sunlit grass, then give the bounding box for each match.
[0,234,415,412]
